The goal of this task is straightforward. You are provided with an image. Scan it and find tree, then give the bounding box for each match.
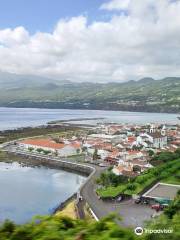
[54,150,58,156]
[133,165,141,173]
[28,147,34,152]
[93,148,99,160]
[148,149,154,157]
[76,148,80,154]
[36,148,43,153]
[126,183,137,191]
[43,150,51,155]
[164,192,180,219]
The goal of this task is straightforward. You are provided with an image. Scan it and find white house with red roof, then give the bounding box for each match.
[19,138,82,157]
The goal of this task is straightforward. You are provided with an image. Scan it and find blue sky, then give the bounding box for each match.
[0,0,111,33]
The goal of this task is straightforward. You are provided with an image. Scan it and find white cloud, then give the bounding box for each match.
[0,26,29,46]
[100,0,130,11]
[0,0,180,82]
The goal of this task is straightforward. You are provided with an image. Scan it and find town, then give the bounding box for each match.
[1,120,179,226]
[16,122,179,174]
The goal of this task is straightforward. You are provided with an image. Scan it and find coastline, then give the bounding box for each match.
[0,115,99,222]
[0,105,179,115]
[0,150,96,221]
[0,105,179,114]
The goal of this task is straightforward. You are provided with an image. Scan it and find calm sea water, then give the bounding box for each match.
[0,162,85,223]
[0,107,179,130]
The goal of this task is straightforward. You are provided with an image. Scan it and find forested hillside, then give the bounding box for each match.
[0,72,179,113]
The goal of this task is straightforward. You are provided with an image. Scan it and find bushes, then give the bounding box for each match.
[126,183,137,191]
[28,147,34,152]
[0,215,137,240]
[97,171,128,187]
[164,192,180,219]
[152,148,180,163]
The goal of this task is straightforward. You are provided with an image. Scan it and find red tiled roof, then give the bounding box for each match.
[21,139,65,149]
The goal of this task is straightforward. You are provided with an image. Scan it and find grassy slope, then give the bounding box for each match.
[97,159,180,198]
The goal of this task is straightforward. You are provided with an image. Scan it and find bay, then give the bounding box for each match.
[0,107,179,131]
[0,162,85,223]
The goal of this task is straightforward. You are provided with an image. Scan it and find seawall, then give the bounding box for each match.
[5,151,93,176]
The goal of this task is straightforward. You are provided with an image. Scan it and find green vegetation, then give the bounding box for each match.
[35,148,51,155]
[0,125,81,144]
[152,149,180,163]
[97,157,180,198]
[164,190,180,219]
[0,215,136,240]
[0,207,179,240]
[96,171,128,187]
[0,74,180,113]
[93,148,99,160]
[28,147,34,152]
[0,125,86,144]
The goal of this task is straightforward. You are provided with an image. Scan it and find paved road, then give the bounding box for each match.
[81,166,155,227]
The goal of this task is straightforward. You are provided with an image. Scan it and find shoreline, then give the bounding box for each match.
[0,151,96,221]
[0,106,179,115]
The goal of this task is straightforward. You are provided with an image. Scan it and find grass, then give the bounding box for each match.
[55,201,95,221]
[0,125,81,144]
[97,185,125,198]
[55,200,77,219]
[97,158,180,198]
[162,175,180,185]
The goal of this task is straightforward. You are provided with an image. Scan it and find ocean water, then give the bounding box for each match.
[0,162,86,223]
[0,107,179,131]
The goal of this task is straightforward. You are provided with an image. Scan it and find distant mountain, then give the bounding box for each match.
[0,72,70,89]
[0,72,179,113]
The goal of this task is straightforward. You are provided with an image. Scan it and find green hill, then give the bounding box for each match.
[0,72,180,113]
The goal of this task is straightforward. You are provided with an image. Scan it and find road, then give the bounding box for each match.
[80,165,155,227]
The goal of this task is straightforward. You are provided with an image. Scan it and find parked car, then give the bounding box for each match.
[79,196,83,201]
[99,163,109,167]
[135,198,141,204]
[117,196,123,202]
[151,204,163,211]
[161,203,169,209]
[142,199,149,205]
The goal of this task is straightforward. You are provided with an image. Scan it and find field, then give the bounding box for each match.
[0,125,82,144]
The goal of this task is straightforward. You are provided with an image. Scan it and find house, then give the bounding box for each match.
[131,159,153,172]
[136,131,167,149]
[88,134,123,143]
[19,138,81,157]
[147,132,167,148]
[112,164,137,177]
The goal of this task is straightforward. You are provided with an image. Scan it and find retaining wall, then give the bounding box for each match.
[7,151,93,176]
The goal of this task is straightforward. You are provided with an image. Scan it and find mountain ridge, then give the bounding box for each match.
[0,72,179,113]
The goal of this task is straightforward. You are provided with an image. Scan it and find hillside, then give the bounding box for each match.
[0,72,180,113]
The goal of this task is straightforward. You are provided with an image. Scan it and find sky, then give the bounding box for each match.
[0,0,180,82]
